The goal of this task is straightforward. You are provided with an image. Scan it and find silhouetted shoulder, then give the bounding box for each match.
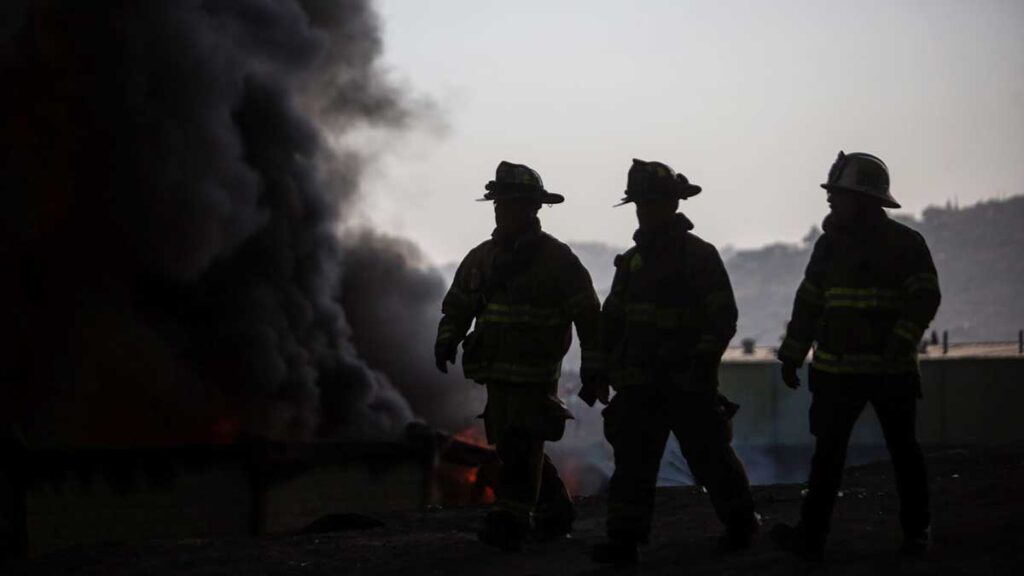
[884,217,928,248]
[809,230,833,253]
[461,238,496,265]
[473,237,497,253]
[539,232,582,266]
[684,231,725,263]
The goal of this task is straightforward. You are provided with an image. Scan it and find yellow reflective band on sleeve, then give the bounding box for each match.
[624,303,698,328]
[824,287,904,310]
[778,337,810,363]
[905,273,939,293]
[476,303,568,328]
[796,280,824,307]
[811,350,917,374]
[893,318,925,343]
[437,325,457,340]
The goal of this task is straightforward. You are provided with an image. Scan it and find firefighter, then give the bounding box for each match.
[434,161,603,551]
[770,151,941,560]
[591,159,758,566]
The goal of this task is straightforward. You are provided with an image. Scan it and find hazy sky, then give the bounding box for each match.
[355,0,1024,264]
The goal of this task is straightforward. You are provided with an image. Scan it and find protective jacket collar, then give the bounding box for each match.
[633,212,694,251]
[490,217,544,289]
[822,207,886,238]
[491,216,542,249]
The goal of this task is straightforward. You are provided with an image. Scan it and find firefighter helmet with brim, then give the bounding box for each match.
[614,158,702,207]
[478,161,564,204]
[820,151,900,209]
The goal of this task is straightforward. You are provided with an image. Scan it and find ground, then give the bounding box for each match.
[11,447,1024,575]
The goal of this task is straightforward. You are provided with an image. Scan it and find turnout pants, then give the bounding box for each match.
[801,371,930,540]
[604,385,755,542]
[483,381,574,528]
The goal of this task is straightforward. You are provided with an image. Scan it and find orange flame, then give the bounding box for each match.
[434,423,496,506]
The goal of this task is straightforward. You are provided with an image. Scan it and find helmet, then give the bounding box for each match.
[820,151,899,209]
[479,161,564,204]
[615,158,701,207]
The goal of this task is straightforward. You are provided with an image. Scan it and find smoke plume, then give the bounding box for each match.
[338,230,486,435]
[0,0,443,445]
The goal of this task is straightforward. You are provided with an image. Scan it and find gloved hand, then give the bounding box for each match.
[781,362,801,389]
[434,340,457,374]
[579,367,610,407]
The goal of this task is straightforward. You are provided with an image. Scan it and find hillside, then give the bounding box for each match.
[564,195,1024,345]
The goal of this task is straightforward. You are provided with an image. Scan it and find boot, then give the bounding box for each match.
[477,510,527,552]
[770,522,824,562]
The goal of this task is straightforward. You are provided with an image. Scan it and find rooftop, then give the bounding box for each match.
[722,341,1023,363]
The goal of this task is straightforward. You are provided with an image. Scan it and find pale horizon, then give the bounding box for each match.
[355,0,1024,265]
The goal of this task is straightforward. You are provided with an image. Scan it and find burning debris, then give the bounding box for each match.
[0,0,463,446]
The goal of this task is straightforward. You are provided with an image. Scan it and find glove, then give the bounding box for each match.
[781,362,801,390]
[434,340,457,374]
[717,393,740,420]
[578,367,609,407]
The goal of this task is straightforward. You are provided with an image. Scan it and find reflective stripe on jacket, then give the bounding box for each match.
[777,212,941,375]
[602,213,738,389]
[436,223,601,385]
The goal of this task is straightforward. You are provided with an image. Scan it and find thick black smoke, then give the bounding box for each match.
[0,0,428,445]
[339,231,486,435]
